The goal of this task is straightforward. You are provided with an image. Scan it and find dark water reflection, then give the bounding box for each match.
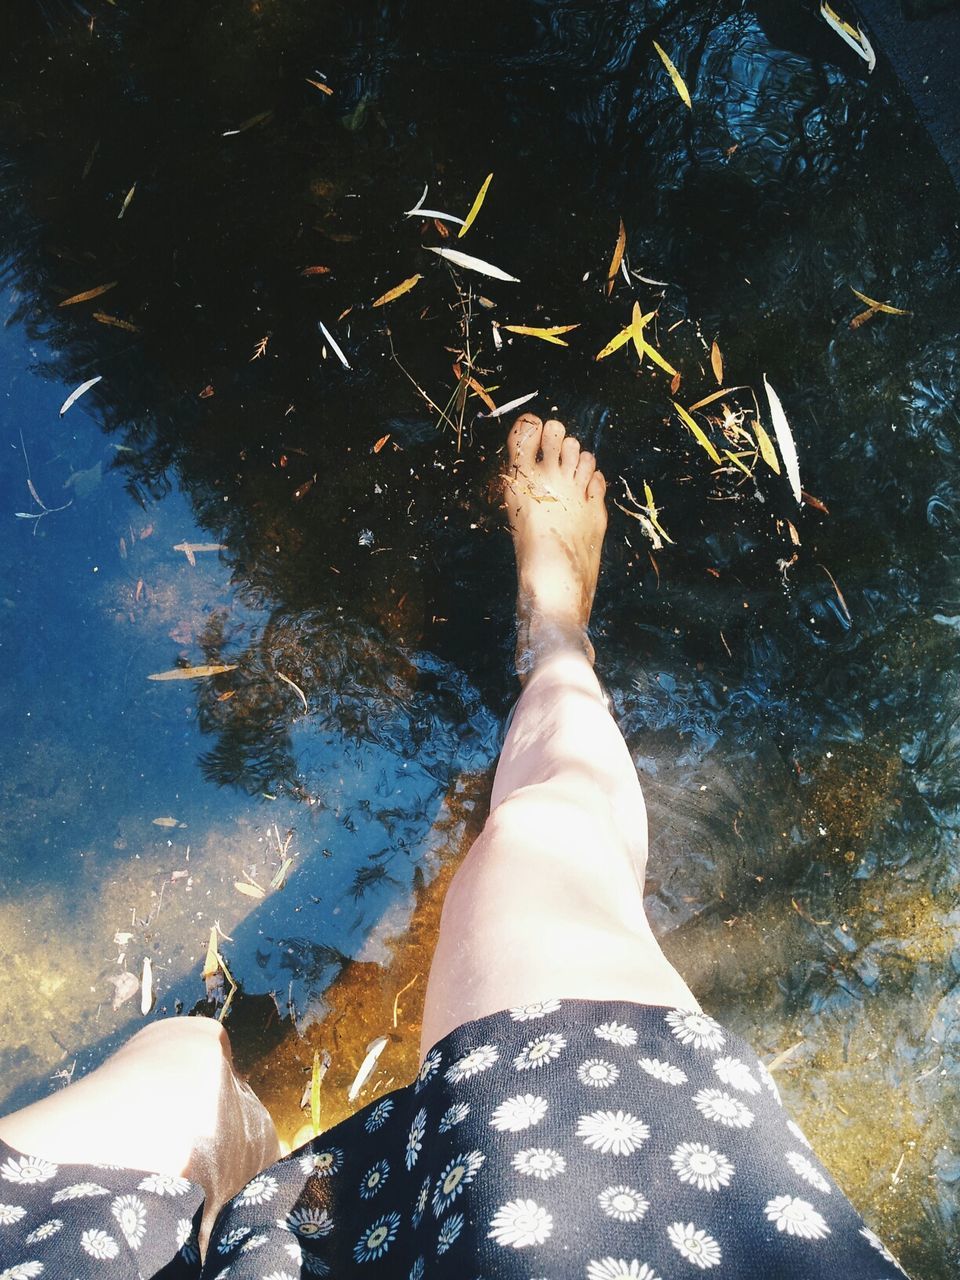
[1,0,959,1271]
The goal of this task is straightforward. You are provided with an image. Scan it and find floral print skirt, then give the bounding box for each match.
[1,999,909,1279]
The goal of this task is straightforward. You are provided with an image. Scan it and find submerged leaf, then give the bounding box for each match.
[59,375,102,416]
[58,281,117,307]
[673,401,722,465]
[606,218,626,297]
[348,1036,389,1101]
[763,375,801,503]
[427,245,519,282]
[478,390,538,419]
[234,880,266,899]
[148,664,238,681]
[459,172,493,238]
[710,340,723,384]
[652,41,692,108]
[820,2,876,72]
[371,274,422,308]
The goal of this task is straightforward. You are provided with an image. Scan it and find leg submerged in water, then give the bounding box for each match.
[420,415,697,1057]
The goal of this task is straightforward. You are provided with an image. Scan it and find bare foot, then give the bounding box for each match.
[502,414,607,675]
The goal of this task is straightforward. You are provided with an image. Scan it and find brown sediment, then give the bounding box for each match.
[804,742,902,863]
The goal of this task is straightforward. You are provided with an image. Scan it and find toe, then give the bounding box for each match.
[540,419,566,466]
[560,436,581,474]
[587,469,607,502]
[575,450,597,488]
[507,413,543,473]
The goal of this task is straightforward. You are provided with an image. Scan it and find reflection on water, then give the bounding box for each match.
[1,0,959,1272]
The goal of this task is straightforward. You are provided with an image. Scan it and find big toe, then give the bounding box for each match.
[507,413,543,473]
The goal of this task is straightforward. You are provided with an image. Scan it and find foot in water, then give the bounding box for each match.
[502,413,607,675]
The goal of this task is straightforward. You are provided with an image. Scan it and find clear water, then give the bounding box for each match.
[1,1,959,1273]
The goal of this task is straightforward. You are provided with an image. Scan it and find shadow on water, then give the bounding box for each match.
[1,0,959,1271]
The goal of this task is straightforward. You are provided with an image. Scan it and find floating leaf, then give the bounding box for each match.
[301,265,331,276]
[118,183,136,220]
[59,281,117,307]
[478,389,538,419]
[595,324,633,361]
[93,312,140,333]
[710,340,723,384]
[141,957,154,1016]
[373,434,391,453]
[348,1036,389,1101]
[753,420,781,474]
[501,323,580,347]
[723,449,753,477]
[305,78,333,95]
[234,880,265,899]
[371,274,422,308]
[148,664,238,681]
[673,401,722,465]
[152,817,181,828]
[763,375,801,503]
[606,218,626,297]
[403,184,465,226]
[850,287,910,316]
[222,109,273,137]
[820,563,852,622]
[319,320,351,369]
[630,304,678,376]
[687,385,748,412]
[59,375,102,417]
[427,245,519,282]
[653,41,692,108]
[459,172,493,238]
[820,2,876,72]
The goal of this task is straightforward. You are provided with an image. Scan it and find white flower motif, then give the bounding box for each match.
[283,1238,303,1268]
[299,1146,344,1177]
[637,1056,688,1085]
[137,1171,193,1196]
[360,1159,390,1199]
[111,1193,147,1249]
[302,1254,331,1277]
[81,1228,120,1260]
[0,1156,58,1185]
[578,1058,620,1088]
[488,1198,553,1248]
[756,1059,782,1103]
[364,1098,394,1132]
[217,1226,252,1253]
[406,1108,427,1170]
[598,1185,649,1223]
[786,1119,813,1149]
[446,1044,499,1082]
[24,1219,62,1243]
[577,1109,650,1155]
[353,1211,401,1262]
[512,1147,566,1181]
[261,1273,296,1280]
[514,1033,566,1071]
[765,1194,830,1240]
[415,1049,442,1092]
[587,1262,661,1280]
[665,1009,725,1052]
[509,998,561,1021]
[236,1173,278,1205]
[432,1150,485,1216]
[489,1093,548,1132]
[437,1211,465,1254]
[785,1151,831,1193]
[670,1142,735,1192]
[438,1102,470,1132]
[667,1222,722,1269]
[860,1226,899,1265]
[278,1207,334,1237]
[594,1021,637,1047]
[692,1087,754,1129]
[412,1176,430,1228]
[177,1217,200,1264]
[409,1258,425,1280]
[712,1055,761,1094]
[240,1232,269,1253]
[51,1182,109,1202]
[0,1205,27,1226]
[0,1265,44,1280]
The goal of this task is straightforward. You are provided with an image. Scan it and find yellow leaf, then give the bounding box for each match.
[59,281,118,307]
[93,312,140,333]
[723,449,753,477]
[596,324,633,360]
[148,664,238,681]
[631,305,678,376]
[502,323,580,347]
[753,420,781,474]
[606,218,626,297]
[687,385,746,411]
[234,880,265,899]
[371,274,423,307]
[673,401,722,465]
[305,78,333,95]
[653,41,691,109]
[710,340,723,384]
[850,286,910,316]
[458,172,493,238]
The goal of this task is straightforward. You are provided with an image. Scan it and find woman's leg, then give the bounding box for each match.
[0,1017,279,1250]
[420,414,698,1056]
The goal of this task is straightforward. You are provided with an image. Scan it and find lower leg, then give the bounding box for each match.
[0,1018,279,1251]
[420,417,697,1056]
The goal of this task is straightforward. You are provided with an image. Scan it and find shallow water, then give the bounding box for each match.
[1,0,959,1272]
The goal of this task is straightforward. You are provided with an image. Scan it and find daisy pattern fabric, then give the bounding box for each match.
[0,1002,910,1279]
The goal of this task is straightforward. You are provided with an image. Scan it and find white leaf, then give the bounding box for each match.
[403,184,466,226]
[140,957,154,1016]
[59,375,102,417]
[427,246,519,282]
[319,321,351,369]
[763,375,802,504]
[347,1036,388,1101]
[820,3,876,73]
[478,390,539,420]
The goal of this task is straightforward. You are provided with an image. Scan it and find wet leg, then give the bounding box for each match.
[420,416,697,1056]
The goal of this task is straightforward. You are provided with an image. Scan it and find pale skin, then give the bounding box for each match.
[0,414,697,1249]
